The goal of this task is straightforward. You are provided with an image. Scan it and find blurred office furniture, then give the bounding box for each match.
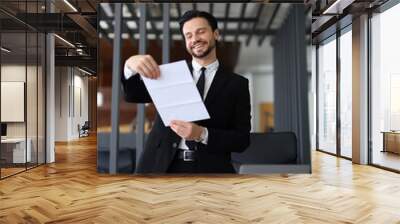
[79,121,90,138]
[1,123,7,139]
[231,132,297,173]
[1,138,32,165]
[97,132,137,173]
[382,131,400,154]
[259,103,274,132]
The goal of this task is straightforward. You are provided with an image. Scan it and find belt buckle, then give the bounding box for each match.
[183,150,194,162]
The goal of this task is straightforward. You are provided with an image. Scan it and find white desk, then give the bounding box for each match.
[1,138,32,163]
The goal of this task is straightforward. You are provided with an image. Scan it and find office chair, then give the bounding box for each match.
[79,121,90,138]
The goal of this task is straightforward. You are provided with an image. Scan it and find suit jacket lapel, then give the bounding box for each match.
[187,60,229,108]
[204,65,229,108]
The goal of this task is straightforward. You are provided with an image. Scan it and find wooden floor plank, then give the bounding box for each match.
[1,135,400,223]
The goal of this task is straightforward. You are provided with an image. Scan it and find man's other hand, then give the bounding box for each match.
[170,120,204,141]
[125,55,160,79]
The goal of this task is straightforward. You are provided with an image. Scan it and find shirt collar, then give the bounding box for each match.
[192,59,219,73]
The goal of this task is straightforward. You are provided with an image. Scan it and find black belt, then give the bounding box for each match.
[177,149,197,161]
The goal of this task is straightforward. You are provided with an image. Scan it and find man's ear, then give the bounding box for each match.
[214,29,220,41]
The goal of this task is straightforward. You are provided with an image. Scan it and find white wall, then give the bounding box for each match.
[252,72,274,132]
[235,38,275,133]
[1,65,38,137]
[242,70,274,133]
[55,67,89,141]
[1,64,46,164]
[55,67,68,141]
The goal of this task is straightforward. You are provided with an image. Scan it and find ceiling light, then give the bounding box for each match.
[63,0,78,12]
[100,21,109,30]
[323,0,354,15]
[1,47,11,53]
[78,67,93,76]
[54,34,75,48]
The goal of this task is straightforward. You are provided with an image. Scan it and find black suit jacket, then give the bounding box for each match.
[121,61,251,173]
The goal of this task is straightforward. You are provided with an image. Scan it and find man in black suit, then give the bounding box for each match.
[122,10,251,173]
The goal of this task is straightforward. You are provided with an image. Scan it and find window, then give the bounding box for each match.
[339,28,352,158]
[317,36,337,154]
[370,2,400,171]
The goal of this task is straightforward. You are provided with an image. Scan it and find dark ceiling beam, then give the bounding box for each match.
[209,3,214,15]
[147,6,161,43]
[56,47,96,51]
[258,4,281,46]
[78,66,96,76]
[0,8,37,31]
[56,47,96,59]
[193,3,197,11]
[15,13,80,31]
[102,16,258,23]
[97,5,113,44]
[40,0,97,45]
[86,0,96,12]
[55,55,96,69]
[66,13,97,38]
[100,26,276,36]
[110,3,136,45]
[99,19,113,44]
[222,3,230,42]
[52,0,78,13]
[126,4,139,45]
[235,3,247,43]
[245,3,264,46]
[0,18,33,31]
[126,4,139,27]
[176,3,182,18]
[99,28,112,44]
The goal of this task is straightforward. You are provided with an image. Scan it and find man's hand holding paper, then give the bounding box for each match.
[130,59,210,126]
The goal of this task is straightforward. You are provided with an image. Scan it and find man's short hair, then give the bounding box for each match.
[179,10,218,35]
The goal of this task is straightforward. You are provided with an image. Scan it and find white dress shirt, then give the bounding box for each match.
[123,59,219,149]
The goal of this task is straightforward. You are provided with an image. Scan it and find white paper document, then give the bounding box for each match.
[141,60,210,126]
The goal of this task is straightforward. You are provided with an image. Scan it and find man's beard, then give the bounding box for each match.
[188,40,216,58]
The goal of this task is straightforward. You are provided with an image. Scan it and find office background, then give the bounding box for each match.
[96,3,311,174]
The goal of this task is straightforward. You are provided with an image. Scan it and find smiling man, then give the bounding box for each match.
[122,10,251,173]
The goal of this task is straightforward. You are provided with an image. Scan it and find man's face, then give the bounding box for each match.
[182,17,219,59]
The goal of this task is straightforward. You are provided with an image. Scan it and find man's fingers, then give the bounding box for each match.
[126,54,159,79]
[142,58,159,79]
[170,123,178,132]
[135,66,146,78]
[170,123,190,139]
[171,120,188,127]
[146,56,160,78]
[171,126,184,138]
[139,61,156,79]
[137,64,154,79]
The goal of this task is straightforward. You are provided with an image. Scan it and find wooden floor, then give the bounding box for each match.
[1,167,26,178]
[1,135,400,223]
[372,150,400,171]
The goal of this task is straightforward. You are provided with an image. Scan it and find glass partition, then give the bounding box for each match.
[0,31,28,177]
[0,0,46,179]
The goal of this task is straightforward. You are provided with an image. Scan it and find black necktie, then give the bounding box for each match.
[197,67,206,99]
[185,67,206,150]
